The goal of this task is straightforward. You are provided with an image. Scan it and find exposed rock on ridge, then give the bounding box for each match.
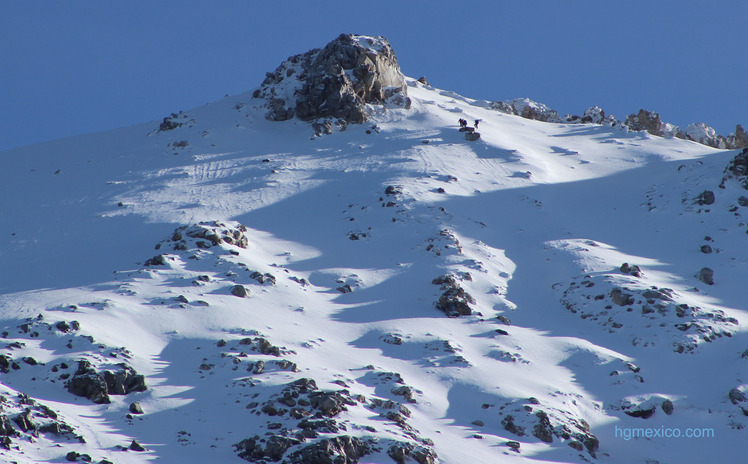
[254,34,410,124]
[491,98,746,150]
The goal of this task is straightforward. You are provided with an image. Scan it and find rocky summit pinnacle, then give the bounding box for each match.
[254,34,410,124]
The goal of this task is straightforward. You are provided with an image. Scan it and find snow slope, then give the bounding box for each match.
[1,73,747,464]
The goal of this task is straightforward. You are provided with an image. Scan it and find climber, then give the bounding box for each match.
[474,119,481,128]
[459,118,467,128]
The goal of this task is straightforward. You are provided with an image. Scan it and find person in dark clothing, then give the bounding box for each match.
[459,118,467,128]
[474,119,481,128]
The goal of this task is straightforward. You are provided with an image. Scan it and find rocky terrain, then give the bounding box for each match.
[0,34,746,463]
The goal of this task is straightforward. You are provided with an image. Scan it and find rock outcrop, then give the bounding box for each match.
[66,360,147,404]
[432,274,475,316]
[624,109,679,137]
[492,98,561,123]
[490,99,745,151]
[727,124,748,149]
[254,34,410,124]
[685,123,723,148]
[722,147,748,189]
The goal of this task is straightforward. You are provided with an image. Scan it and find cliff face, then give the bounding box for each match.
[255,34,410,124]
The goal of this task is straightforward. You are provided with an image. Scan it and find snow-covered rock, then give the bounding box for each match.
[685,122,726,148]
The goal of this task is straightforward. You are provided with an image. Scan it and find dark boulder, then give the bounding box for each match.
[66,370,110,404]
[12,409,36,433]
[465,132,481,141]
[144,254,167,266]
[0,415,19,437]
[696,190,715,205]
[729,387,747,405]
[231,285,249,298]
[532,411,553,443]
[623,404,656,419]
[337,284,353,294]
[129,402,144,415]
[661,399,674,415]
[697,267,714,285]
[129,439,146,451]
[158,113,183,131]
[0,355,12,373]
[66,360,146,404]
[610,288,634,306]
[103,365,147,395]
[433,274,475,316]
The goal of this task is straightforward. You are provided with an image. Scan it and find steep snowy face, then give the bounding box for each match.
[254,33,410,124]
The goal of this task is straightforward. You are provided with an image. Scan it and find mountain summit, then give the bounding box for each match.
[0,34,747,464]
[254,33,410,124]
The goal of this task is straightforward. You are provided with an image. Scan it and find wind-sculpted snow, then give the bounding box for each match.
[1,44,748,463]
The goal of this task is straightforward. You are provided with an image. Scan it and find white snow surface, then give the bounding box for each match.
[0,76,747,464]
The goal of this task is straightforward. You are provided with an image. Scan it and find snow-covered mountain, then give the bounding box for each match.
[1,34,747,464]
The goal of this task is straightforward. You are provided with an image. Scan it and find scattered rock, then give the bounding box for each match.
[610,288,634,306]
[505,440,521,452]
[622,399,657,419]
[729,387,747,405]
[337,284,353,294]
[697,267,714,285]
[129,439,146,451]
[661,399,674,415]
[250,272,276,285]
[144,255,167,266]
[159,113,183,131]
[231,285,250,298]
[129,402,144,415]
[696,190,716,206]
[497,315,512,325]
[65,451,92,462]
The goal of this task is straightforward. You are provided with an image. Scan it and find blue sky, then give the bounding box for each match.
[1,1,745,151]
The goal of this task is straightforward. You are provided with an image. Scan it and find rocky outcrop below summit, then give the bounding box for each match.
[254,34,410,124]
